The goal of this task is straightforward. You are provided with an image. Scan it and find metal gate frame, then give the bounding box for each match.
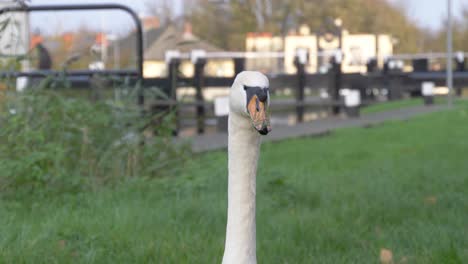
[0,3,143,78]
[0,3,144,103]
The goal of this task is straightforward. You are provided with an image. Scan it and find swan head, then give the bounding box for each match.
[230,71,271,135]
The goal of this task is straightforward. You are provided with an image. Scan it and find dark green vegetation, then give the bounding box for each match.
[188,0,422,52]
[0,87,190,198]
[1,96,467,263]
[362,98,423,114]
[362,96,467,114]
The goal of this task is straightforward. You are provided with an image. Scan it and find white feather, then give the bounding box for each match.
[222,71,269,264]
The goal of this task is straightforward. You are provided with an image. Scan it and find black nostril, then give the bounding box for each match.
[258,127,269,135]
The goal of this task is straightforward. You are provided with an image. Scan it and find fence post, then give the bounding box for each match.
[191,50,207,134]
[294,48,307,123]
[234,57,245,76]
[412,58,429,72]
[386,59,404,100]
[329,50,342,115]
[366,58,378,73]
[166,50,181,136]
[455,52,465,96]
[410,58,427,98]
[366,58,378,101]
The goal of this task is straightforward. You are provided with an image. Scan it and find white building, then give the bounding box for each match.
[341,32,393,73]
[246,24,393,74]
[245,32,283,73]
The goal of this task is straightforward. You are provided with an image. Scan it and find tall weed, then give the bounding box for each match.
[0,84,190,198]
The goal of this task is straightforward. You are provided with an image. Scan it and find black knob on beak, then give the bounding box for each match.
[257,126,271,136]
[257,90,268,102]
[258,127,269,135]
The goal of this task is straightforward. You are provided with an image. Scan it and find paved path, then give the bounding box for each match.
[183,105,445,152]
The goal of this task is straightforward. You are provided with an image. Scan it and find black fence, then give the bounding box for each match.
[0,3,145,104]
[3,52,468,135]
[2,4,468,136]
[141,54,468,135]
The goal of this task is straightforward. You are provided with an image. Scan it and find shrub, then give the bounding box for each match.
[0,84,191,199]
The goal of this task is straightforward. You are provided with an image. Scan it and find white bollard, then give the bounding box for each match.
[421,82,435,105]
[344,90,361,118]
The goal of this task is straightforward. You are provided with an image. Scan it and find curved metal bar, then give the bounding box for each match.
[0,3,144,79]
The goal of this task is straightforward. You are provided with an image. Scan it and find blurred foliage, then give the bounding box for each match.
[188,0,423,52]
[187,0,468,53]
[423,6,468,52]
[0,81,191,199]
[0,15,190,200]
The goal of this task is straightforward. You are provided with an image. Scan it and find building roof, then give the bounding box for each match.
[144,25,224,61]
[110,27,166,55]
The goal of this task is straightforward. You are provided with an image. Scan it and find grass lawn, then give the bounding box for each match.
[1,103,468,263]
[362,96,464,115]
[362,98,424,114]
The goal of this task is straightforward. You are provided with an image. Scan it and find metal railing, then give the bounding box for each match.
[0,3,145,104]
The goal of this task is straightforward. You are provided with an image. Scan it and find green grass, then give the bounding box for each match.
[362,96,466,114]
[362,98,423,114]
[1,104,468,263]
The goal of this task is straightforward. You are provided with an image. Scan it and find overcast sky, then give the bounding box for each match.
[388,0,466,30]
[29,0,183,35]
[28,0,466,35]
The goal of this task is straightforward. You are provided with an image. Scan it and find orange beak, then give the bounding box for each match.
[247,95,271,135]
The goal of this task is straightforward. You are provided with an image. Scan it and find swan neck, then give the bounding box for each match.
[222,113,261,264]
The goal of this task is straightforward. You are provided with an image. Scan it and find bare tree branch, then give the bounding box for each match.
[145,0,175,25]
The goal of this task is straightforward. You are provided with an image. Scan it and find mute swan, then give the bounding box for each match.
[222,71,271,264]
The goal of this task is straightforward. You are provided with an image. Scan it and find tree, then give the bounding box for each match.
[145,0,175,26]
[187,0,425,52]
[418,4,468,54]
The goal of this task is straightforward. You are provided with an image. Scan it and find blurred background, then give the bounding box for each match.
[3,0,467,72]
[1,1,468,263]
[3,0,468,135]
